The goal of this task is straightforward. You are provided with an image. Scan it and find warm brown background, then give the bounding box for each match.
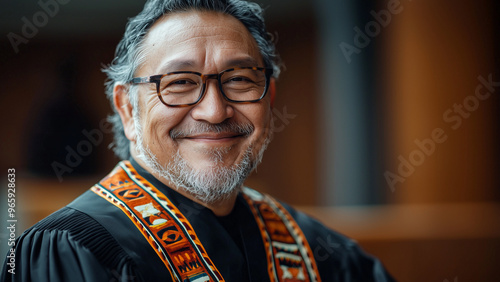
[1,0,499,281]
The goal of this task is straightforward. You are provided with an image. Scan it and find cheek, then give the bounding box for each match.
[243,104,273,140]
[143,117,169,147]
[254,102,273,127]
[139,104,187,147]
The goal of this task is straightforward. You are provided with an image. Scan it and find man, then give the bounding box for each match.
[2,0,394,281]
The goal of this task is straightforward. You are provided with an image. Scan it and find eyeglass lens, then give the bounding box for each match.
[159,69,267,106]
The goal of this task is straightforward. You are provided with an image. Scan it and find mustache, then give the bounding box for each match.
[170,120,254,139]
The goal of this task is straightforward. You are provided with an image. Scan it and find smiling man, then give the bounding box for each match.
[120,10,275,216]
[2,0,394,281]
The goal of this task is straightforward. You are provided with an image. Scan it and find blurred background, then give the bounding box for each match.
[1,0,499,280]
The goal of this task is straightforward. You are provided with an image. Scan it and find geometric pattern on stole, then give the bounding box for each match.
[90,161,224,282]
[242,188,321,282]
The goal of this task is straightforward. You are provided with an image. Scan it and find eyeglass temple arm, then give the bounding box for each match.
[130,76,153,84]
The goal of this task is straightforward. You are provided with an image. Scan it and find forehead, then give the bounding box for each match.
[138,10,262,74]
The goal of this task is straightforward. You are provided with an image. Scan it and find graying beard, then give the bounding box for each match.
[134,116,271,205]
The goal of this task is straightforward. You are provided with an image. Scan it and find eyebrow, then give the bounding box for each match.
[157,59,197,74]
[224,57,260,68]
[157,57,261,74]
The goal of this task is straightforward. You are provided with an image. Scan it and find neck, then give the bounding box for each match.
[133,155,239,217]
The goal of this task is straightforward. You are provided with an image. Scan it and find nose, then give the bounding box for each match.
[190,79,234,123]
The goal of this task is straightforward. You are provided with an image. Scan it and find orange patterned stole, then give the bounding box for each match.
[242,188,321,282]
[91,161,321,282]
[91,161,223,282]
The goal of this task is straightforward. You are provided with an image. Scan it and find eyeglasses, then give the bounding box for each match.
[129,67,273,107]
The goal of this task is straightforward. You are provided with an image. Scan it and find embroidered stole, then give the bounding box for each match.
[91,161,321,282]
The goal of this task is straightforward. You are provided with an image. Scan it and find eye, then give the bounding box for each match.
[171,79,196,85]
[228,76,250,82]
[224,76,256,85]
[161,78,199,94]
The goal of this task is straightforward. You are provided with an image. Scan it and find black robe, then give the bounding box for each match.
[1,159,394,281]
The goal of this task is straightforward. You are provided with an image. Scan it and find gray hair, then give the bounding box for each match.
[102,0,281,160]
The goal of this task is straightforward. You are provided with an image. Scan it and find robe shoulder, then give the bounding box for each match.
[1,207,144,282]
[280,201,396,282]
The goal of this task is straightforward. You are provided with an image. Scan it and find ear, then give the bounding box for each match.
[269,78,276,108]
[113,84,137,142]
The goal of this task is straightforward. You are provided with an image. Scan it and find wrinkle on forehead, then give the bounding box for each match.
[137,10,262,75]
[149,11,248,37]
[147,12,253,50]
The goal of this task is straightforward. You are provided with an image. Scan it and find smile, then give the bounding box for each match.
[183,133,246,143]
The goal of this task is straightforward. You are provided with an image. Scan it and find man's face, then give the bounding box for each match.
[125,11,274,201]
